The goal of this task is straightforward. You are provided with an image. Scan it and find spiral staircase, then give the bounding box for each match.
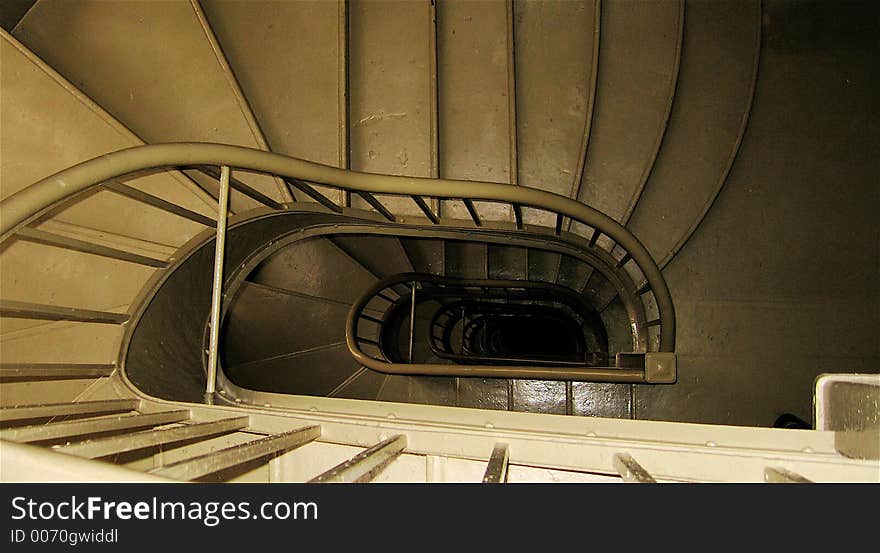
[0,1,877,483]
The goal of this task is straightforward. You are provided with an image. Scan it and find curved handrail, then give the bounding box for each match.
[360,274,609,364]
[429,301,598,367]
[0,142,674,353]
[347,273,664,383]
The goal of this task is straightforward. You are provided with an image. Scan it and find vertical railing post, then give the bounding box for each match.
[205,165,231,403]
[408,282,417,362]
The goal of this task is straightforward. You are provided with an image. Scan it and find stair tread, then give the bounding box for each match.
[437,0,516,223]
[0,31,211,246]
[348,1,438,217]
[226,342,361,397]
[222,281,354,368]
[330,235,415,278]
[13,0,284,212]
[624,0,761,266]
[249,237,378,305]
[576,0,684,226]
[515,0,598,228]
[200,0,345,206]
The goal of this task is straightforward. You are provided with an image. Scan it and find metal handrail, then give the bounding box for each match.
[347,273,666,383]
[361,275,608,365]
[429,301,599,367]
[0,142,675,387]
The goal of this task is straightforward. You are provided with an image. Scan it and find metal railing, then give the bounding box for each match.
[429,301,601,367]
[347,273,671,383]
[0,142,676,395]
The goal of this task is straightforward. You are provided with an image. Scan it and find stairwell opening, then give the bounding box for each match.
[121,209,648,416]
[215,228,635,413]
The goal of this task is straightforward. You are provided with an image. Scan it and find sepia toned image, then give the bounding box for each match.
[0,0,877,490]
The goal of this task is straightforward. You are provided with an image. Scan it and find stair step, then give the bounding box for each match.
[0,30,208,340]
[330,235,415,278]
[151,425,320,481]
[348,0,438,217]
[576,0,684,227]
[458,377,509,411]
[625,0,761,267]
[512,380,567,415]
[13,0,286,212]
[400,238,445,276]
[222,282,352,368]
[329,368,387,401]
[488,245,527,280]
[601,295,642,355]
[437,0,516,222]
[227,343,361,397]
[527,249,562,284]
[200,0,347,205]
[514,0,598,227]
[0,322,123,371]
[556,255,593,292]
[249,236,377,304]
[102,181,217,229]
[572,381,632,419]
[445,241,488,279]
[0,240,151,337]
[0,30,214,245]
[375,375,412,403]
[582,272,619,312]
[405,376,458,407]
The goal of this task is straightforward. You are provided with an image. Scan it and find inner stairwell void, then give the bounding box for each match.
[0,1,877,483]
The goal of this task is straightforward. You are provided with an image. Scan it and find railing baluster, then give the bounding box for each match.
[482,443,510,484]
[1,143,676,356]
[512,204,523,230]
[411,195,440,224]
[0,300,128,324]
[58,417,250,459]
[408,282,417,362]
[105,181,217,226]
[616,252,632,269]
[356,192,396,222]
[764,467,813,483]
[0,399,138,423]
[151,426,320,481]
[197,166,284,210]
[0,363,115,380]
[613,453,656,483]
[555,213,563,236]
[309,435,406,483]
[1,411,191,444]
[16,227,168,268]
[284,177,343,213]
[205,166,231,402]
[347,273,660,382]
[463,199,482,227]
